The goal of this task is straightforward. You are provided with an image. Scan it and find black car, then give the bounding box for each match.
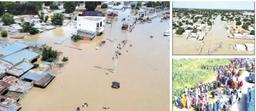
[247,73,255,83]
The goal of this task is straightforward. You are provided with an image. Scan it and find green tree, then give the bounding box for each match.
[44,15,49,22]
[131,4,136,9]
[42,46,58,62]
[176,27,185,35]
[51,13,64,25]
[29,27,39,35]
[101,4,108,9]
[207,20,212,26]
[1,13,15,25]
[85,2,99,11]
[250,30,254,35]
[192,27,198,33]
[50,4,59,10]
[0,2,5,16]
[242,22,250,30]
[38,12,44,22]
[136,2,142,9]
[236,21,241,25]
[20,22,39,35]
[235,17,240,21]
[0,2,42,15]
[44,2,53,6]
[64,2,76,13]
[221,16,224,21]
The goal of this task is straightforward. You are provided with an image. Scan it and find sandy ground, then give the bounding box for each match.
[19,9,170,111]
[173,15,255,55]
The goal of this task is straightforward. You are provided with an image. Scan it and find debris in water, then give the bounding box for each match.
[103,106,111,110]
[76,107,80,111]
[84,103,88,107]
[111,81,120,89]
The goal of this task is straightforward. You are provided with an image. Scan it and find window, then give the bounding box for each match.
[100,22,102,27]
[97,23,99,27]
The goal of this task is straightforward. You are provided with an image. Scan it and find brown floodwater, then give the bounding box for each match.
[173,15,255,55]
[19,9,170,111]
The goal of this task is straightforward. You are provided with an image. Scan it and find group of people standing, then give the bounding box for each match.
[175,58,255,111]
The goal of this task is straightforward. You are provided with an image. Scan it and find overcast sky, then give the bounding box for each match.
[173,1,254,10]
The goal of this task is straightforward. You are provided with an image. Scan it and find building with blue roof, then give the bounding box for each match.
[0,43,28,57]
[2,49,39,65]
[22,71,43,81]
[7,62,34,77]
[22,71,55,88]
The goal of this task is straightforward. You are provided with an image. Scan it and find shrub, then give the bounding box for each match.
[71,35,83,42]
[250,30,254,35]
[52,13,64,25]
[29,28,39,35]
[192,27,198,33]
[64,2,76,13]
[62,57,69,62]
[242,22,250,30]
[207,21,212,26]
[41,46,58,62]
[20,22,39,35]
[101,4,108,9]
[85,2,99,11]
[1,31,8,37]
[33,64,39,68]
[175,27,185,35]
[50,4,59,10]
[44,16,49,22]
[1,13,15,25]
[236,21,241,25]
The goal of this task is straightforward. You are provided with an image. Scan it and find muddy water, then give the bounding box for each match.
[19,9,170,111]
[173,15,255,55]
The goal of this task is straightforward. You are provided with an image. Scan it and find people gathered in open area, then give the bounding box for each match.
[174,58,255,111]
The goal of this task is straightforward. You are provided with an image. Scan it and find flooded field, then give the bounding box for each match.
[19,9,170,111]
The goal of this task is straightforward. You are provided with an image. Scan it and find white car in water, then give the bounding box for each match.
[163,29,170,36]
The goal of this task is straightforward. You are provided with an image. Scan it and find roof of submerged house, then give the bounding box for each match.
[22,71,55,88]
[0,96,21,111]
[0,81,11,94]
[2,49,39,65]
[0,43,28,57]
[7,62,34,77]
[22,71,44,81]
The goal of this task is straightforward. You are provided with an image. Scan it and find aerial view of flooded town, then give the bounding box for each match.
[0,1,170,111]
[173,2,255,55]
[173,58,255,111]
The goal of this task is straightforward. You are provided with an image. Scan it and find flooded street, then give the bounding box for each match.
[19,9,170,111]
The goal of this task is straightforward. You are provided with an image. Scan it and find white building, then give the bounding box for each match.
[76,16,106,39]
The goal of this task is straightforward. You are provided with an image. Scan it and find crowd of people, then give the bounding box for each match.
[175,58,255,111]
